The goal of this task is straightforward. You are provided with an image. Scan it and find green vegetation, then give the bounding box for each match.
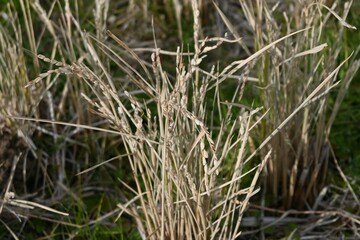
[0,0,359,239]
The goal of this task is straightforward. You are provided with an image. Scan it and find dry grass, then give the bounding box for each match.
[22,1,271,237]
[237,0,359,210]
[0,0,359,239]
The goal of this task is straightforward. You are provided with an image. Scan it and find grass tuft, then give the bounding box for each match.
[0,0,359,239]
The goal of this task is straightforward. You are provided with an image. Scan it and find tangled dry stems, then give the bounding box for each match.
[0,0,359,239]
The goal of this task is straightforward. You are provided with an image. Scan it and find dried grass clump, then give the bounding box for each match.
[0,0,111,237]
[1,0,359,239]
[23,1,276,238]
[237,0,359,209]
[0,1,73,236]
